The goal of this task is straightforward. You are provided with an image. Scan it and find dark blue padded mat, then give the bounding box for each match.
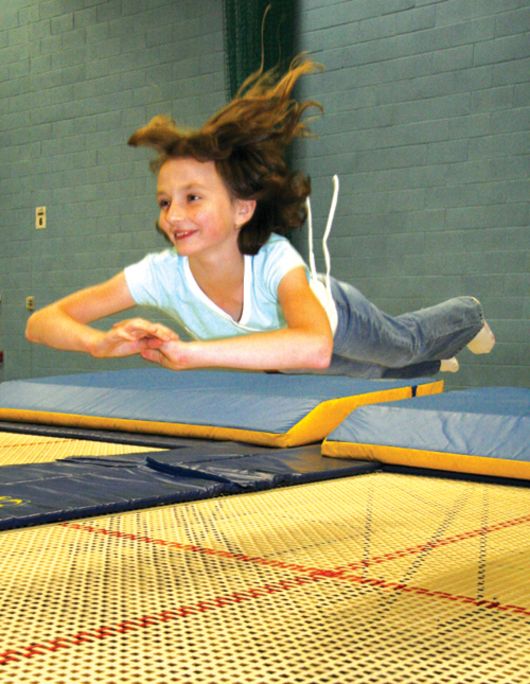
[0,445,378,531]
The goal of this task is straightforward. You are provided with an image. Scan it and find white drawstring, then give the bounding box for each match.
[322,174,339,294]
[305,174,340,305]
[306,189,318,281]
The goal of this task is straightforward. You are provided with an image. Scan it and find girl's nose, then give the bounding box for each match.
[166,202,185,223]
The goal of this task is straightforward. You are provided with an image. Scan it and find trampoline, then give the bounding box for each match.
[0,370,528,683]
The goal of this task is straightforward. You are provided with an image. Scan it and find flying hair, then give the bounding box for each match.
[128,55,323,254]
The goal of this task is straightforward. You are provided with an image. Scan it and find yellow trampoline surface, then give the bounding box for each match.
[0,431,529,683]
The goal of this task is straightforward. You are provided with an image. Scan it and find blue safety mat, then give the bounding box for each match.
[323,387,530,480]
[0,368,439,437]
[0,446,378,530]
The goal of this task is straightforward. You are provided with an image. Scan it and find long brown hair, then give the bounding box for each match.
[128,55,322,254]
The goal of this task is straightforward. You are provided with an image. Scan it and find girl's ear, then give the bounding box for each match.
[234,199,257,228]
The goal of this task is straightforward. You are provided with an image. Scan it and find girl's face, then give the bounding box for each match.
[156,158,255,261]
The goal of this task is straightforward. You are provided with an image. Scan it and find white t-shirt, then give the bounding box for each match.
[124,233,337,339]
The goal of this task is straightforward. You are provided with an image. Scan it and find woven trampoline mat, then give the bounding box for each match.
[0,431,159,466]
[0,471,529,683]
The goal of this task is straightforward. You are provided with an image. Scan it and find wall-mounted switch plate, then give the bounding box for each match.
[36,206,46,229]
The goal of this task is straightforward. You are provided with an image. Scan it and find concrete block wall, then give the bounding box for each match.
[294,0,529,388]
[0,0,528,388]
[0,0,226,380]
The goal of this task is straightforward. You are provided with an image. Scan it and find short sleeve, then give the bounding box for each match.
[123,253,162,307]
[259,236,307,299]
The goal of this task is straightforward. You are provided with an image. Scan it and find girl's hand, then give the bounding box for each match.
[90,318,180,358]
[139,339,189,370]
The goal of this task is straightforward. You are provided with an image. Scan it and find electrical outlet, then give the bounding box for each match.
[35,206,46,229]
[25,296,35,311]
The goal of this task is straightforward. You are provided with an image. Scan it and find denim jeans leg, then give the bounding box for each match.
[330,278,484,370]
[324,354,441,379]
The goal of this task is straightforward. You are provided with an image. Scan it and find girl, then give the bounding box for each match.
[26,57,494,378]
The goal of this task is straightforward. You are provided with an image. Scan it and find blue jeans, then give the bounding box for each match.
[325,278,484,378]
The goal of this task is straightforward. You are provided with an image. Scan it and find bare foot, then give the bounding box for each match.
[440,357,460,373]
[467,321,496,354]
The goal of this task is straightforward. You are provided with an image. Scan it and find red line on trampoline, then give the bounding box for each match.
[60,520,530,618]
[59,510,530,576]
[1,567,528,668]
[59,521,318,572]
[336,511,530,572]
[0,574,322,666]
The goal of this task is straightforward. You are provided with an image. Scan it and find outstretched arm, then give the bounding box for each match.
[25,273,177,358]
[140,267,334,371]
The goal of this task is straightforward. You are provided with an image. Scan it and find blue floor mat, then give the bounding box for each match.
[0,445,378,530]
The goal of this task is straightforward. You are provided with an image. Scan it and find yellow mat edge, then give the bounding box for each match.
[282,385,414,446]
[0,409,287,447]
[321,442,530,481]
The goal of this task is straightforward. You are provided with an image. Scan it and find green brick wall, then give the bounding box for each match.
[0,0,528,387]
[0,0,226,381]
[294,0,529,388]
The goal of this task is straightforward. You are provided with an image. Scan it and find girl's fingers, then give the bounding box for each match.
[140,349,160,362]
[112,319,178,341]
[141,348,172,368]
[150,324,179,341]
[110,329,136,342]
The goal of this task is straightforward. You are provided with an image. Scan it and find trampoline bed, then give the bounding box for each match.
[0,462,528,683]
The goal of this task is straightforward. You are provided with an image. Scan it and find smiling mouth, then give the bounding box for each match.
[173,229,197,241]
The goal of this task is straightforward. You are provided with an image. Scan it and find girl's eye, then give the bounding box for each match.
[187,194,201,203]
[158,199,169,209]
